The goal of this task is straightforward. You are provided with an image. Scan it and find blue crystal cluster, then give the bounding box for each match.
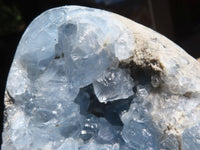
[2,6,200,150]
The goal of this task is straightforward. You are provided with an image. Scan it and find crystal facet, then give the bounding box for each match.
[93,68,134,103]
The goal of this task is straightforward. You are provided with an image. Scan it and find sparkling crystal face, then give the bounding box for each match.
[2,5,200,150]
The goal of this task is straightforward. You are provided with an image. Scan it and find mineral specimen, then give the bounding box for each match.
[2,5,200,150]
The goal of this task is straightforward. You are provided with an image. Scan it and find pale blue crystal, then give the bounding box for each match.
[122,120,159,150]
[58,138,78,150]
[93,68,134,103]
[79,140,120,150]
[96,118,122,144]
[182,124,200,150]
[79,115,98,141]
[2,5,200,150]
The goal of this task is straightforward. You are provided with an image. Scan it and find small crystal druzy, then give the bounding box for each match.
[2,6,200,150]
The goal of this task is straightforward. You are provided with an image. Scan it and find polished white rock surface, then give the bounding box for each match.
[2,5,200,150]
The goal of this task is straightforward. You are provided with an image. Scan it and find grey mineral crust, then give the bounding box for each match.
[2,5,200,150]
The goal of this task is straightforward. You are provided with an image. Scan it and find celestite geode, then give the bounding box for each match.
[2,5,200,150]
